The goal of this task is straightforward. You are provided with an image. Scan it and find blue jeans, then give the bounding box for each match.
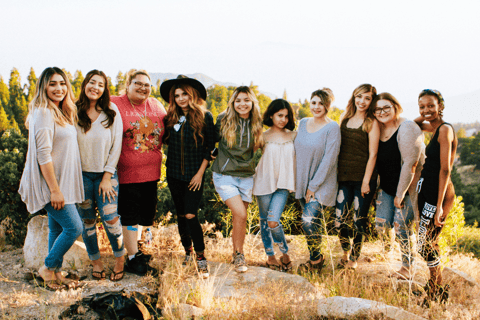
[77,172,125,260]
[375,190,415,268]
[45,203,83,271]
[256,189,289,256]
[299,198,324,261]
[335,180,376,262]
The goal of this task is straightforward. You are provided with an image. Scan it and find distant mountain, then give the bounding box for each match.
[149,72,277,99]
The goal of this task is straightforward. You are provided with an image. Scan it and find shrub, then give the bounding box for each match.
[454,222,480,259]
[0,129,29,246]
[438,195,465,255]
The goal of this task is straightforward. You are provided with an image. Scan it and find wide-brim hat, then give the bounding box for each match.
[160,75,207,103]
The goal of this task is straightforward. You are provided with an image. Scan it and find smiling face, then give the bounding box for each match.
[84,75,105,103]
[234,92,253,118]
[271,108,289,129]
[354,91,374,113]
[174,87,190,110]
[310,95,327,119]
[127,74,151,103]
[374,99,395,124]
[419,95,443,122]
[46,74,67,107]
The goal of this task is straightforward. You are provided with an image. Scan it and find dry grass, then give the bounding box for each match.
[129,221,480,320]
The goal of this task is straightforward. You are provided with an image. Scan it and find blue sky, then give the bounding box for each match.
[1,0,479,122]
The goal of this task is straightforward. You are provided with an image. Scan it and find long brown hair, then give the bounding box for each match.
[76,70,116,133]
[163,83,206,146]
[26,67,77,128]
[341,83,377,132]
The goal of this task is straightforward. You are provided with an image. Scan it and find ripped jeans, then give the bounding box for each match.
[256,189,289,257]
[375,190,414,268]
[77,172,125,260]
[299,198,324,261]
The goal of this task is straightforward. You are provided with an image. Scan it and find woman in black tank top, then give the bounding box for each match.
[372,92,424,281]
[415,89,457,303]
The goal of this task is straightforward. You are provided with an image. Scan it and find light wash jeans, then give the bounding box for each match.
[45,203,83,271]
[299,198,324,261]
[375,190,415,268]
[77,172,125,260]
[256,189,289,256]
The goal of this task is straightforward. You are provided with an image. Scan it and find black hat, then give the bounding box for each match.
[160,75,207,103]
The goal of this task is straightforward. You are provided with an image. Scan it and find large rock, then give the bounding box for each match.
[182,261,322,303]
[443,267,479,287]
[23,215,90,269]
[317,296,426,320]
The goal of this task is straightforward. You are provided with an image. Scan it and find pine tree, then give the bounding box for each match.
[27,68,37,101]
[282,89,288,101]
[210,100,218,121]
[8,68,28,132]
[0,76,11,117]
[107,76,116,96]
[71,70,84,99]
[0,106,10,131]
[116,72,125,94]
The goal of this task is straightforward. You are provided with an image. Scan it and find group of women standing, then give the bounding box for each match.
[18,67,457,302]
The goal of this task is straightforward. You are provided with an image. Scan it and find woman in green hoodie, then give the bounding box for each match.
[212,86,264,273]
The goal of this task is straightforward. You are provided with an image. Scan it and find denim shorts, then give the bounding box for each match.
[213,172,253,203]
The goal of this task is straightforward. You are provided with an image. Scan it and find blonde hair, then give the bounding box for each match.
[163,84,206,146]
[26,67,77,128]
[221,86,264,149]
[120,69,151,95]
[341,83,377,132]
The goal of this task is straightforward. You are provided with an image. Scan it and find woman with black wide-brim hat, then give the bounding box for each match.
[161,75,215,279]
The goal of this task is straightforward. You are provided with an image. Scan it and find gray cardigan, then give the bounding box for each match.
[294,119,341,206]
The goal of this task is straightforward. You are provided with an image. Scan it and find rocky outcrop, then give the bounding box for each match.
[23,215,90,269]
[317,296,426,320]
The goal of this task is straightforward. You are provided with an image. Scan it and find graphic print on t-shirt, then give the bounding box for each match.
[125,114,163,153]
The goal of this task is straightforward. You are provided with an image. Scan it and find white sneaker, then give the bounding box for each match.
[233,252,248,273]
[197,259,209,279]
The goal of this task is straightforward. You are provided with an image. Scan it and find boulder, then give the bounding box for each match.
[443,267,479,287]
[23,215,90,269]
[169,303,204,318]
[182,261,322,303]
[317,296,426,320]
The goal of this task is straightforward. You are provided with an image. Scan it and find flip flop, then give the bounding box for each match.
[27,272,66,291]
[62,279,85,290]
[110,269,125,282]
[92,269,106,280]
[265,261,281,271]
[336,258,349,269]
[280,257,293,272]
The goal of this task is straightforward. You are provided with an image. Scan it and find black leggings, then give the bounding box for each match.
[417,178,443,268]
[167,175,205,253]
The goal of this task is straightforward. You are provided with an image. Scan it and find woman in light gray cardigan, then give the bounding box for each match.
[372,92,424,280]
[294,88,341,272]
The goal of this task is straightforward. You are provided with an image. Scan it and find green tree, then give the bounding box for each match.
[457,127,467,138]
[107,76,116,96]
[258,94,272,114]
[210,100,219,121]
[116,71,126,95]
[71,70,84,99]
[0,76,11,117]
[328,106,344,123]
[27,67,37,101]
[282,89,288,101]
[297,99,312,119]
[0,107,11,131]
[8,68,28,133]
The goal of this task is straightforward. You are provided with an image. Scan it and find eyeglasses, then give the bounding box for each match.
[374,105,393,115]
[132,80,152,89]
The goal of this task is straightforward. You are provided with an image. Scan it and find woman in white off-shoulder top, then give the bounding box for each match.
[253,99,296,271]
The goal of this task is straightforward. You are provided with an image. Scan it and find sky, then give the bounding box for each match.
[1,0,480,123]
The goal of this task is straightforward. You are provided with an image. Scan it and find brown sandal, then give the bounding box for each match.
[266,261,281,271]
[92,269,106,280]
[299,254,325,273]
[280,257,293,272]
[110,270,125,282]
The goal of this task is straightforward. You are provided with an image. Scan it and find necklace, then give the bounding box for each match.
[128,97,147,118]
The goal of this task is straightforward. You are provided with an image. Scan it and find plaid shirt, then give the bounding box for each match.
[164,111,215,181]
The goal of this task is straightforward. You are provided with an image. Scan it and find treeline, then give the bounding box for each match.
[0,68,346,136]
